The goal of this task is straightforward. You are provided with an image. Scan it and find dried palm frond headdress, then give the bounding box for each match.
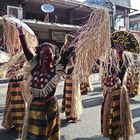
[71,8,111,82]
[0,16,38,78]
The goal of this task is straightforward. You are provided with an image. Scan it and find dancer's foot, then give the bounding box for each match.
[66,117,81,123]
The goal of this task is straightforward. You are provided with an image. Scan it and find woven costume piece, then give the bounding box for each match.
[3,15,38,56]
[100,31,138,139]
[124,53,140,97]
[72,8,111,82]
[1,52,26,131]
[18,28,74,139]
[2,80,25,131]
[1,17,38,135]
[25,96,60,140]
[101,88,120,139]
[101,84,135,140]
[111,31,140,53]
[61,33,83,122]
[0,16,38,75]
[62,75,83,121]
[62,75,73,119]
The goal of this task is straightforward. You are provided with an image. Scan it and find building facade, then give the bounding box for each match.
[129,12,140,31]
[0,0,134,47]
[84,0,133,30]
[0,0,93,47]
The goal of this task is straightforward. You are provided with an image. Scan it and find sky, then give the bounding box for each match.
[131,0,140,11]
[76,0,140,11]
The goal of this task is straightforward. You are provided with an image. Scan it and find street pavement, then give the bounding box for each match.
[0,74,140,140]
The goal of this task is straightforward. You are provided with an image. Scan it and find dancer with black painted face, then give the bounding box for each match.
[17,26,73,140]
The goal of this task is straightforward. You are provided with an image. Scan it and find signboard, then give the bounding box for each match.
[51,31,67,42]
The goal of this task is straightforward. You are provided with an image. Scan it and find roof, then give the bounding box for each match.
[110,0,131,8]
[0,17,80,31]
[0,0,107,32]
[84,0,137,11]
[129,11,140,16]
[25,0,107,10]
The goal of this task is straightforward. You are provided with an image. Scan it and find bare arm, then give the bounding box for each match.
[17,26,33,61]
[19,35,33,61]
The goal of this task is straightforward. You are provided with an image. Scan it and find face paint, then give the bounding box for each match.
[40,45,55,65]
[116,47,123,60]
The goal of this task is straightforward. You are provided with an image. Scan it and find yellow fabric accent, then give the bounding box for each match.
[113,111,120,117]
[112,120,120,126]
[29,111,46,120]
[11,104,24,109]
[14,120,23,124]
[28,125,46,135]
[12,112,24,117]
[65,79,72,83]
[113,100,120,107]
[65,86,72,90]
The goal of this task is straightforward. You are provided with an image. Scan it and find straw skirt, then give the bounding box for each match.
[62,75,82,120]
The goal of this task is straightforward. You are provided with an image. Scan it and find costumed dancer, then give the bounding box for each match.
[1,17,32,132]
[17,26,73,140]
[101,48,135,140]
[61,34,83,122]
[111,30,140,99]
[2,55,26,131]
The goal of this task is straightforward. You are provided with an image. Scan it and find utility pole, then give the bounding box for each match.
[112,0,116,29]
[106,0,116,31]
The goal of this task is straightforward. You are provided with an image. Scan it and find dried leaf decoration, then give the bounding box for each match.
[72,8,111,82]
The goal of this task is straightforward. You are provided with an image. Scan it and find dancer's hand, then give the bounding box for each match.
[59,46,75,68]
[61,46,75,59]
[16,23,25,36]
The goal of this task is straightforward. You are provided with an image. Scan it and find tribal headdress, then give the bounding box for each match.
[111,31,140,54]
[0,16,38,78]
[71,8,111,82]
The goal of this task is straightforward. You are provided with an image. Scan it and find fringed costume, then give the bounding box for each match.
[101,30,140,140]
[1,17,37,132]
[80,76,93,95]
[2,56,26,131]
[101,50,135,140]
[62,74,83,121]
[61,34,83,122]
[111,31,140,98]
[2,78,25,131]
[62,55,83,122]
[24,61,60,140]
[62,75,72,119]
[125,66,140,97]
[18,33,73,140]
[80,82,89,95]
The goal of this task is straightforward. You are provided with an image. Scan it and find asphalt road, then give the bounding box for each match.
[0,74,140,140]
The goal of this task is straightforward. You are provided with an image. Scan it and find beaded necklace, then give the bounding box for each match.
[31,66,55,89]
